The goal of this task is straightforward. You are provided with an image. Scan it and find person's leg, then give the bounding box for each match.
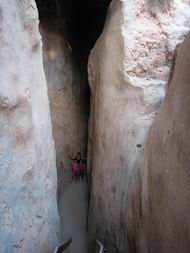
[76,171,79,182]
[71,172,74,183]
[74,173,77,183]
[78,171,81,181]
[77,171,80,182]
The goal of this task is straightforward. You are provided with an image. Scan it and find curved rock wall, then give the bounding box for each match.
[127,32,190,253]
[0,1,59,252]
[88,0,190,251]
[40,23,89,172]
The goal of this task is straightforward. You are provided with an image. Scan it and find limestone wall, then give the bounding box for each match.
[127,32,190,253]
[40,23,89,173]
[0,1,59,252]
[87,0,190,251]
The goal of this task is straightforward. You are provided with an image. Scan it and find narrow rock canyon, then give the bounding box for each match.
[1,0,190,253]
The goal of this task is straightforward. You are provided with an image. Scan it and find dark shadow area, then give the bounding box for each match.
[36,0,112,127]
[36,0,111,61]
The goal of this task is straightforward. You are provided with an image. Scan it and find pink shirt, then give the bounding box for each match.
[79,164,86,172]
[72,162,79,173]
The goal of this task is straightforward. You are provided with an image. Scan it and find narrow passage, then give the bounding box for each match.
[35,1,112,252]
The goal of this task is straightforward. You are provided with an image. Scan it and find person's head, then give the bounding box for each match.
[77,152,81,160]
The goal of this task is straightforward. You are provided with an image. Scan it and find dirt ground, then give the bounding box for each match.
[57,169,89,253]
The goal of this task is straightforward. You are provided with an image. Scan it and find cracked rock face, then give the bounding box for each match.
[87,0,190,252]
[0,1,59,252]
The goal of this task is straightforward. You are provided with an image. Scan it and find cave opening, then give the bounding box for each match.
[35,0,111,252]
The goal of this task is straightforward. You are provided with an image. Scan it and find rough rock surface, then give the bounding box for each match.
[87,0,190,251]
[40,24,89,171]
[127,32,190,253]
[0,1,59,252]
[40,21,89,252]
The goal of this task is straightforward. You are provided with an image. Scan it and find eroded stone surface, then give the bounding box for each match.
[40,20,89,253]
[87,0,190,252]
[0,1,59,252]
[127,32,190,253]
[40,24,89,172]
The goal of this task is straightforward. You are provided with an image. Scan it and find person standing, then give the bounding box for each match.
[68,152,82,182]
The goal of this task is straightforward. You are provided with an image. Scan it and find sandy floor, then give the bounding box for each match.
[57,169,89,253]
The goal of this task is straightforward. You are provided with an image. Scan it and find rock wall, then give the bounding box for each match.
[87,0,190,251]
[40,23,89,171]
[0,1,59,252]
[127,32,190,253]
[39,20,90,251]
